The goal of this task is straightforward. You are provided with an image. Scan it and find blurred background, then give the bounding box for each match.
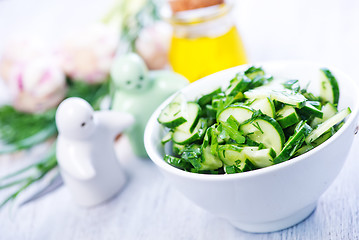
[1,0,358,93]
[0,0,358,73]
[0,0,359,238]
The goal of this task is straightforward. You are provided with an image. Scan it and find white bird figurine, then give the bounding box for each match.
[55,97,134,207]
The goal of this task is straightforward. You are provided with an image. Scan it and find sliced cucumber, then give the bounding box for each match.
[224,159,256,174]
[283,79,300,92]
[306,100,321,109]
[249,97,275,118]
[310,102,338,127]
[335,121,345,131]
[311,127,334,147]
[161,131,172,144]
[240,115,285,155]
[306,107,351,143]
[173,118,207,144]
[245,147,276,168]
[244,88,270,99]
[200,146,223,170]
[217,105,254,124]
[270,89,306,108]
[157,66,351,174]
[244,66,265,80]
[175,102,200,133]
[173,143,185,155]
[293,144,313,157]
[219,145,275,169]
[274,121,312,164]
[236,159,257,172]
[297,101,324,119]
[276,105,300,129]
[158,94,188,128]
[319,68,339,105]
[218,144,248,166]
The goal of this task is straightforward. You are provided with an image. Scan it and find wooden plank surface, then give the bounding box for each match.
[1,136,359,240]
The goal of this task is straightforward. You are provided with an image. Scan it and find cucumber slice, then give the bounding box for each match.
[161,131,172,144]
[219,145,275,169]
[270,89,306,108]
[173,118,207,144]
[240,115,285,155]
[244,89,268,99]
[218,144,248,166]
[158,94,188,128]
[320,68,339,105]
[217,105,254,124]
[244,66,265,80]
[305,107,351,143]
[245,147,276,168]
[274,121,312,164]
[249,97,275,118]
[311,127,334,147]
[200,146,223,170]
[175,102,200,133]
[236,159,257,172]
[293,144,313,157]
[306,100,321,109]
[297,101,324,119]
[172,143,185,155]
[335,121,345,131]
[310,102,338,127]
[276,105,300,128]
[283,79,300,92]
[224,159,257,173]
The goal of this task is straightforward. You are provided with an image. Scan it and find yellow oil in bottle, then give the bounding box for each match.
[169,26,247,82]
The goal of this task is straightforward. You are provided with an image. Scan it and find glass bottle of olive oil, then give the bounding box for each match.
[167,3,247,82]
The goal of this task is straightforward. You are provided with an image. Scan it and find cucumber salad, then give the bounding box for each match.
[157,66,351,174]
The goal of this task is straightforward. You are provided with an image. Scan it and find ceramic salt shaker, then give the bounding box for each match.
[110,53,188,158]
[55,97,134,207]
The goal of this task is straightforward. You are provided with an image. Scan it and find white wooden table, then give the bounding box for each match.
[1,0,359,239]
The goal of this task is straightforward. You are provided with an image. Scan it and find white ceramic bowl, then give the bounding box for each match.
[144,61,359,233]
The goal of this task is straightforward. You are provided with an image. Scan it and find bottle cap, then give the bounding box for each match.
[169,0,224,13]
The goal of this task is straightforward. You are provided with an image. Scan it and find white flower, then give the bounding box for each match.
[9,57,67,113]
[0,37,47,83]
[135,21,172,70]
[60,24,119,84]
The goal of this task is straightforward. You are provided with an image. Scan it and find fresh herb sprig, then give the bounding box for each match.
[0,144,57,208]
[0,107,57,154]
